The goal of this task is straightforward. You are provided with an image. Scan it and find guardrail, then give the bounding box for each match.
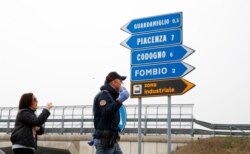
[1,104,250,136]
[0,104,193,135]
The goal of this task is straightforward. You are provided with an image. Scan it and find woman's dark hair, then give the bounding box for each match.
[18,93,35,109]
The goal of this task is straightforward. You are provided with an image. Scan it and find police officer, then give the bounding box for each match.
[93,71,129,154]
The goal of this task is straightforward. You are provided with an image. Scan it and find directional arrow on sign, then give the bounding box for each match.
[130,78,195,97]
[131,45,195,65]
[121,12,182,34]
[131,61,194,82]
[121,29,182,50]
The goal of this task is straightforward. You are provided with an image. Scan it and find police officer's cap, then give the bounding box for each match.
[105,71,126,83]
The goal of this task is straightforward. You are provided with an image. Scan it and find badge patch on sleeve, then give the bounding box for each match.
[99,100,106,106]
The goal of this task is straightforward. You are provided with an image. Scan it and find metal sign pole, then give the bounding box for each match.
[167,96,172,154]
[138,97,142,154]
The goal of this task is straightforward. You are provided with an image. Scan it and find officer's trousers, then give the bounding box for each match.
[94,139,123,154]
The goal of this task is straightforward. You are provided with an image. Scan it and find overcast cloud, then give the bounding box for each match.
[0,0,250,124]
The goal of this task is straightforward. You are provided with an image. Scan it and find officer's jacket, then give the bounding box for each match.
[93,84,122,132]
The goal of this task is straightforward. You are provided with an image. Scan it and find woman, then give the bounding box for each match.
[10,93,53,154]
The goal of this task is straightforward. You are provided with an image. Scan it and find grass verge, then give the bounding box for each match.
[173,136,250,154]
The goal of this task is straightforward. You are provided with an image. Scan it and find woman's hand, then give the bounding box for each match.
[46,102,53,110]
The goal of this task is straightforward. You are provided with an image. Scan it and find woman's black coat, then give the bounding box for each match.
[10,108,50,149]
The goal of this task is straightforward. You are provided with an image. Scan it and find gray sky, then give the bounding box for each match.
[1,0,250,124]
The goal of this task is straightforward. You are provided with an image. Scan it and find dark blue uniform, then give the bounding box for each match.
[93,84,122,134]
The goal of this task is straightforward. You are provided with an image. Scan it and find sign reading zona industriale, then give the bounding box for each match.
[130,78,195,98]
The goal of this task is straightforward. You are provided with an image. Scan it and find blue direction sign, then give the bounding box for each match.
[121,29,182,50]
[121,12,182,34]
[131,45,194,65]
[131,62,194,81]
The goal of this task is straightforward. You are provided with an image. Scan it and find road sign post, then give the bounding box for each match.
[138,97,142,154]
[167,96,171,154]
